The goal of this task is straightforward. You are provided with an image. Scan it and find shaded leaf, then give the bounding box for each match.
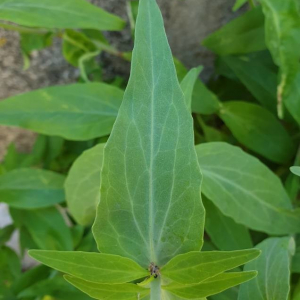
[29,250,148,284]
[233,0,248,11]
[238,237,294,300]
[0,0,125,30]
[0,168,65,209]
[196,142,300,234]
[93,0,205,267]
[0,83,123,140]
[202,7,265,55]
[161,249,260,285]
[65,144,104,226]
[219,101,294,163]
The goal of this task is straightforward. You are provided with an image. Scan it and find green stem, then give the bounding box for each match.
[0,22,52,34]
[248,0,256,8]
[150,278,161,300]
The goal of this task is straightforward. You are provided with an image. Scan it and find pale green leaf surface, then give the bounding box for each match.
[0,168,65,209]
[11,207,73,251]
[161,249,260,285]
[196,142,300,234]
[29,250,148,284]
[180,66,203,111]
[238,237,294,300]
[219,101,294,163]
[164,271,257,299]
[65,144,104,226]
[202,7,266,55]
[0,83,123,140]
[0,0,125,30]
[291,166,300,177]
[204,198,253,251]
[65,276,150,300]
[93,0,205,267]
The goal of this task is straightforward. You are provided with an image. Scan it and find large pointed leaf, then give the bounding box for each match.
[29,250,148,284]
[163,272,257,299]
[0,0,125,30]
[93,0,205,268]
[0,168,65,209]
[160,249,260,285]
[238,237,294,300]
[0,83,123,141]
[65,276,150,300]
[196,142,300,234]
[291,167,300,177]
[65,144,104,226]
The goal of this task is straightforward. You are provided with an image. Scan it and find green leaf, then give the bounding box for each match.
[233,0,248,11]
[202,7,266,55]
[221,54,277,113]
[29,250,148,284]
[219,101,294,163]
[0,0,125,30]
[285,70,300,125]
[204,198,253,251]
[180,66,203,111]
[196,142,300,234]
[0,83,123,140]
[65,144,104,226]
[192,81,221,115]
[291,167,300,177]
[0,225,15,247]
[258,0,300,117]
[163,271,257,299]
[11,207,73,250]
[0,168,65,209]
[161,249,260,285]
[0,246,21,283]
[93,0,205,267]
[238,237,294,300]
[65,276,150,300]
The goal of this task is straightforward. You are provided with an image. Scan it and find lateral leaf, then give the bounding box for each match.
[93,0,205,267]
[0,0,125,30]
[64,276,150,300]
[164,271,257,299]
[0,83,123,141]
[196,142,300,234]
[238,237,294,300]
[161,249,260,285]
[29,250,148,284]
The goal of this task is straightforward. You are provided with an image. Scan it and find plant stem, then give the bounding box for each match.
[150,278,161,300]
[0,22,52,34]
[248,0,256,8]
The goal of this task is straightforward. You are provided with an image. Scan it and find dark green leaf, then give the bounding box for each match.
[0,224,14,247]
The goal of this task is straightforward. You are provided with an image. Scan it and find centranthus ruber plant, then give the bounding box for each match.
[28,0,260,299]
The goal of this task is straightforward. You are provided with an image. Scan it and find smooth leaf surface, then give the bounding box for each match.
[238,237,294,300]
[180,66,203,111]
[202,7,266,55]
[204,198,253,251]
[233,0,248,11]
[161,249,260,285]
[219,101,294,163]
[93,0,205,268]
[29,250,148,284]
[221,55,277,113]
[65,276,150,300]
[0,0,125,30]
[164,272,257,299]
[196,142,300,234]
[10,207,73,251]
[65,144,104,226]
[0,83,123,140]
[291,166,300,177]
[0,168,65,209]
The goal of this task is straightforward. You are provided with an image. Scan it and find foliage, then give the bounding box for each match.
[0,0,300,299]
